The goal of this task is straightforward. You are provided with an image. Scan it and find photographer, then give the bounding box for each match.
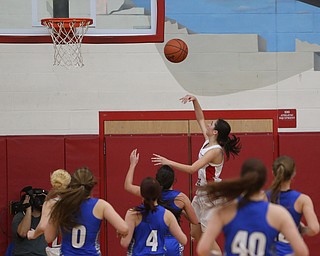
[11,187,47,256]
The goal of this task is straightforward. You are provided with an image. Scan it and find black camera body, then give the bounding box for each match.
[10,186,48,215]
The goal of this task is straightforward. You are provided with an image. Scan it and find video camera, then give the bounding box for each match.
[10,186,48,215]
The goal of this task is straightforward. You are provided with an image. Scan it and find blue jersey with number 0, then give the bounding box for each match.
[61,198,101,256]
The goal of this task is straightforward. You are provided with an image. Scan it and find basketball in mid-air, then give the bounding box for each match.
[164,38,188,63]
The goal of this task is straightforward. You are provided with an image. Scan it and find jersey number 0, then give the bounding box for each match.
[71,225,86,248]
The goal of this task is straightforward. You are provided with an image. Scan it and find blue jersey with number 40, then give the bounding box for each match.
[223,201,278,256]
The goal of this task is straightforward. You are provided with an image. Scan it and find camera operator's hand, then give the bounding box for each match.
[23,194,30,204]
[17,195,32,238]
[27,229,35,240]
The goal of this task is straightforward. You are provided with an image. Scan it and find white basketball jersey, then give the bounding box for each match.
[195,140,224,187]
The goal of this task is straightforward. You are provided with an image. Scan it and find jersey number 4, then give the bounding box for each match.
[146,230,158,252]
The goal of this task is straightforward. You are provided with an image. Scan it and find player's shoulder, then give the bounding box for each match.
[268,202,291,219]
[267,202,297,231]
[204,145,224,159]
[215,200,237,224]
[94,198,111,210]
[269,202,286,211]
[175,191,188,201]
[164,207,176,223]
[298,192,311,200]
[297,193,313,205]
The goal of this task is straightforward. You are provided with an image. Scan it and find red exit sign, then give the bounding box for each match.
[278,109,296,128]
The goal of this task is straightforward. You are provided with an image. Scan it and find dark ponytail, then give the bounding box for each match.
[223,135,241,160]
[141,198,157,213]
[134,177,161,216]
[214,119,241,160]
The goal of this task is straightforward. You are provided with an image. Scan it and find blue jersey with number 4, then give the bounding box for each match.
[61,198,102,256]
[128,205,168,256]
[223,201,278,256]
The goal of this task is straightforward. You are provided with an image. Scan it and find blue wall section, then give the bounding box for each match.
[161,0,320,52]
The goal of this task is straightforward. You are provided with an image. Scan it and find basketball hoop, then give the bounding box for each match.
[41,18,93,68]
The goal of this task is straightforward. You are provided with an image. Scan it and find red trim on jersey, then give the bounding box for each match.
[205,165,216,182]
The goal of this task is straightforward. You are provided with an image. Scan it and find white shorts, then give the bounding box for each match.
[45,246,60,256]
[191,190,215,232]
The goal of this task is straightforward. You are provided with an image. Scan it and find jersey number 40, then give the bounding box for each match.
[231,230,267,255]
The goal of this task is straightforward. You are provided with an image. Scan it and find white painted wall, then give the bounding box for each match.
[0,33,319,135]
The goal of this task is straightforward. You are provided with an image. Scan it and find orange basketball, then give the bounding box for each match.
[164,39,188,63]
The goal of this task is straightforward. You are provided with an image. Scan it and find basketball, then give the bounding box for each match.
[164,38,188,63]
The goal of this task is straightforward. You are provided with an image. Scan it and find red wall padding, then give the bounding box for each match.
[0,133,319,255]
[0,138,8,255]
[279,133,320,254]
[6,136,65,242]
[105,135,192,256]
[7,136,65,194]
[65,135,100,197]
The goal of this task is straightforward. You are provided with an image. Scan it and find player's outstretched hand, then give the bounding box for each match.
[130,149,139,167]
[152,154,170,166]
[180,95,196,104]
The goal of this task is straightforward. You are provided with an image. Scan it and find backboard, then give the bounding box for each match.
[0,0,165,43]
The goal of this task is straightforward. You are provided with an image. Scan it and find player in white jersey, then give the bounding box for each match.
[152,95,241,253]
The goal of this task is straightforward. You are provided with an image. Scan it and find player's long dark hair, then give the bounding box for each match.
[156,165,175,190]
[49,167,97,232]
[201,158,267,208]
[156,165,182,223]
[133,177,161,217]
[214,119,241,160]
[269,156,295,203]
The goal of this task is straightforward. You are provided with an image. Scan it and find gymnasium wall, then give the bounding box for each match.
[0,1,319,255]
[1,1,320,136]
[0,132,319,255]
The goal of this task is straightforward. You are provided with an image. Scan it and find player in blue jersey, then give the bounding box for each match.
[44,167,129,256]
[124,149,198,255]
[196,158,309,256]
[152,95,241,253]
[267,156,319,256]
[121,176,187,255]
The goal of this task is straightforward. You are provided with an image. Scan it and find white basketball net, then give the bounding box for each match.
[42,19,92,68]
